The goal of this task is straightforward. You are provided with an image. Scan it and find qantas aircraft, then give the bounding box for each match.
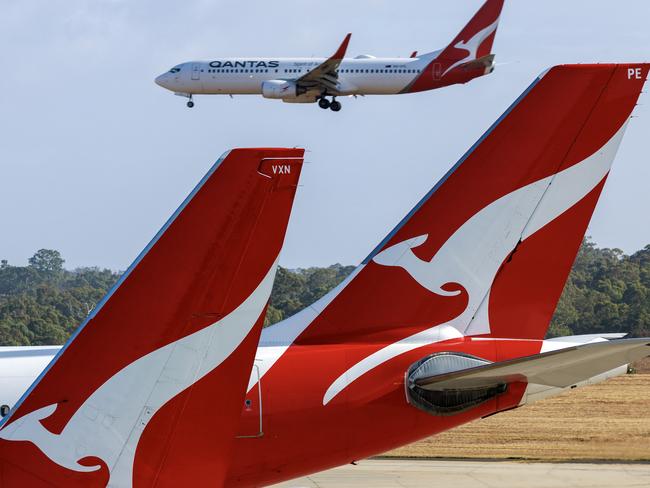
[0,148,305,486]
[0,63,649,488]
[154,0,504,111]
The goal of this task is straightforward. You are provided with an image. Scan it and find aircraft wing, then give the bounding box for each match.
[413,338,650,390]
[296,33,351,93]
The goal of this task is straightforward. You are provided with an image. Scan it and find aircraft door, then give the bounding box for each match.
[191,63,201,80]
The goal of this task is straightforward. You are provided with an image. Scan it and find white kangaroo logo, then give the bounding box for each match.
[0,258,279,487]
[323,123,627,405]
[442,17,500,76]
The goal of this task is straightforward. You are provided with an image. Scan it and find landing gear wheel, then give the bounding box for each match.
[187,100,195,108]
[330,100,341,112]
[318,98,330,109]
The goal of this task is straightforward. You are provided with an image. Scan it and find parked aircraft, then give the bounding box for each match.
[154,0,505,111]
[0,64,649,488]
[0,148,304,486]
[220,63,650,486]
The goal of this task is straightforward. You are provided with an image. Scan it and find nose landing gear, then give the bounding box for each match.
[317,96,342,112]
[186,95,194,108]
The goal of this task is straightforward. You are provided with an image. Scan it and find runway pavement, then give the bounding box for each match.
[272,459,650,487]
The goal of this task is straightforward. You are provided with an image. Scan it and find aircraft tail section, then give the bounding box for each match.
[0,148,304,487]
[439,0,504,65]
[406,0,504,93]
[265,64,648,355]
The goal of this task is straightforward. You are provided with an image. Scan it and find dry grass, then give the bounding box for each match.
[632,357,650,373]
[386,374,650,462]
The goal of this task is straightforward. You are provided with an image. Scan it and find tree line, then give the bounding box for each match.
[0,240,648,346]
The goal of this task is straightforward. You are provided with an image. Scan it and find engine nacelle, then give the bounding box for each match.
[261,80,298,99]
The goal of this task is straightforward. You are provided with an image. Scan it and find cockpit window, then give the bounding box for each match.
[169,67,181,73]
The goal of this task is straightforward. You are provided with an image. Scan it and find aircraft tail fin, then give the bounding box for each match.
[406,0,504,92]
[442,0,503,60]
[0,148,304,486]
[266,64,648,353]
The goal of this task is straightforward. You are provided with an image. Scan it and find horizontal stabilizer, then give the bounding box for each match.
[414,338,650,390]
[458,53,495,72]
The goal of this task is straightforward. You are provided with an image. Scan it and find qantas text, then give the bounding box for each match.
[209,60,280,68]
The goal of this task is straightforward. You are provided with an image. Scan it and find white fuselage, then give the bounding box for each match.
[155,55,438,98]
[0,347,61,413]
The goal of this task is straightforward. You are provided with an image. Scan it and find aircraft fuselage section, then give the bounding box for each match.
[155,55,489,98]
[225,336,540,487]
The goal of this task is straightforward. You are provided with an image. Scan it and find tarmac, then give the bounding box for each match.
[272,459,650,487]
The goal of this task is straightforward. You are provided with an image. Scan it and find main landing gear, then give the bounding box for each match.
[186,95,194,108]
[317,96,342,112]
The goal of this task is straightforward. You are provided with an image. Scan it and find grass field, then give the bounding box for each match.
[386,373,650,462]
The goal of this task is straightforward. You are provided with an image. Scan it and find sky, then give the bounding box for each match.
[1,0,650,271]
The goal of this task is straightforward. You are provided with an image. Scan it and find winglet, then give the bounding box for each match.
[410,51,418,58]
[331,33,352,60]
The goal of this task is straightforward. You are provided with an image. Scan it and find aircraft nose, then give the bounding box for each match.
[155,73,172,90]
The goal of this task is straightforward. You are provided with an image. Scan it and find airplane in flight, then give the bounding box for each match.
[154,0,504,111]
[0,147,305,486]
[0,63,649,488]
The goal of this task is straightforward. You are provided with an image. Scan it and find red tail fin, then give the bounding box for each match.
[438,0,504,67]
[268,64,647,351]
[406,0,504,92]
[0,148,304,486]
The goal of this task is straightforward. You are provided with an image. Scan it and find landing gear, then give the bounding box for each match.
[186,95,194,108]
[317,96,342,112]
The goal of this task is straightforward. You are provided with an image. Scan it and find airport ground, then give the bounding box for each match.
[273,459,650,487]
[387,372,650,462]
[275,362,650,486]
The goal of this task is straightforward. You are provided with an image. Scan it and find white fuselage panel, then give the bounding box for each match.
[160,57,431,96]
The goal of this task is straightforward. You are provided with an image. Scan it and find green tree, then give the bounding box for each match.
[28,249,65,275]
[1,241,650,346]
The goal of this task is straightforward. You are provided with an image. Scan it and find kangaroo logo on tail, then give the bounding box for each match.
[372,234,463,297]
[0,260,278,486]
[442,17,500,76]
[331,126,628,406]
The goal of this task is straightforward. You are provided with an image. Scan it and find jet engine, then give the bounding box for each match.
[261,80,298,99]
